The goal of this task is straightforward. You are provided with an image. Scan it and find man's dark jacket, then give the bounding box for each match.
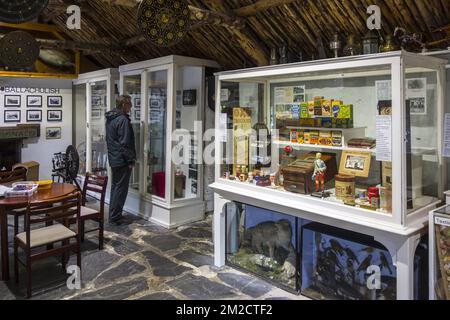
[105,108,136,168]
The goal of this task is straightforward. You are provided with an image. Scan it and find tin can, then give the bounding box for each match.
[335,174,355,205]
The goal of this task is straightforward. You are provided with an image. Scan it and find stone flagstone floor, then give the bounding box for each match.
[0,201,307,300]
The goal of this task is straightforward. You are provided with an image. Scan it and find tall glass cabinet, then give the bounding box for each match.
[119,55,219,228]
[72,68,119,176]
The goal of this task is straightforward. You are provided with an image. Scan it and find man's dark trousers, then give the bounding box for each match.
[109,165,132,222]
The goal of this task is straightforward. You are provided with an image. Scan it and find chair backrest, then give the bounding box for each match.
[82,173,108,213]
[24,192,81,248]
[0,168,27,184]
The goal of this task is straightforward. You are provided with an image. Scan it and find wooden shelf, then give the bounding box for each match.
[274,140,376,154]
[285,126,366,132]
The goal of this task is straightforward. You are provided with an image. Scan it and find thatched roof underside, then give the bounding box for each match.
[44,0,450,70]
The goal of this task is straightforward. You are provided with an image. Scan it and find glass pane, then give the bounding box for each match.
[73,84,87,175]
[405,68,440,213]
[174,66,202,200]
[123,75,141,191]
[220,65,394,215]
[90,80,108,176]
[147,70,167,199]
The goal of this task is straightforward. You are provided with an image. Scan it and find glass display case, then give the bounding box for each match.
[72,69,119,176]
[214,51,446,230]
[119,55,219,228]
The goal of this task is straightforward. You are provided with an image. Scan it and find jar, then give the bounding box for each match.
[335,174,355,205]
[379,186,392,212]
[368,186,380,208]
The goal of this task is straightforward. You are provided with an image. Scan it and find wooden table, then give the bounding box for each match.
[0,183,76,281]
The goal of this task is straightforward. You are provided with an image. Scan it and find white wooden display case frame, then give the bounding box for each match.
[211,51,447,300]
[119,55,219,228]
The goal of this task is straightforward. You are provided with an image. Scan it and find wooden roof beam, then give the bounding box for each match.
[234,0,299,17]
[0,22,60,33]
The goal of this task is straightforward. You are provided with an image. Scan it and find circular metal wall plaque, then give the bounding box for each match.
[0,0,49,24]
[0,31,40,69]
[137,0,191,47]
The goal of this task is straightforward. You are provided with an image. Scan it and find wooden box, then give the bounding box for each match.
[281,152,338,194]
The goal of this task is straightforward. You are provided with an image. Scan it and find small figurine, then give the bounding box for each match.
[312,152,327,193]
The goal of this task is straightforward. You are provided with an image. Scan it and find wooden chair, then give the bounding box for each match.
[0,168,28,235]
[0,167,27,184]
[14,192,82,298]
[71,173,108,250]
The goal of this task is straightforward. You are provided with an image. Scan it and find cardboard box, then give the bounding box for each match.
[309,130,319,145]
[332,131,342,146]
[319,131,332,146]
[307,101,315,117]
[332,100,343,118]
[297,130,304,144]
[322,99,332,117]
[300,103,309,118]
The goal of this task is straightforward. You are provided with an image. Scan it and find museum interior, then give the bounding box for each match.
[0,0,449,301]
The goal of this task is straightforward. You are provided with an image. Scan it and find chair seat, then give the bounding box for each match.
[16,224,76,248]
[80,206,99,217]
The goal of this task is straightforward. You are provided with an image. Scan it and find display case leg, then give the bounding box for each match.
[396,234,421,300]
[213,194,230,268]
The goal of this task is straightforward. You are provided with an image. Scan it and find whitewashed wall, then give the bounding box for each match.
[0,77,73,180]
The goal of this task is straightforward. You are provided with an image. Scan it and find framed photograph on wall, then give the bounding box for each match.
[182,89,197,106]
[134,109,141,121]
[26,110,42,122]
[4,95,21,107]
[47,96,62,107]
[46,127,62,140]
[26,95,42,108]
[47,110,62,122]
[4,110,21,122]
[92,95,102,107]
[134,97,141,108]
[339,151,372,178]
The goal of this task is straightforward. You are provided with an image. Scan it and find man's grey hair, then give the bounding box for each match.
[116,95,132,111]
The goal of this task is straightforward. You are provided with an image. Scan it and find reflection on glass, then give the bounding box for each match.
[124,75,141,190]
[74,84,87,175]
[147,70,167,199]
[405,69,439,213]
[90,81,108,176]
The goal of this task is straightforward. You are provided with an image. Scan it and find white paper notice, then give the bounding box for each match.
[376,115,392,162]
[375,80,391,101]
[443,113,450,158]
[219,113,228,142]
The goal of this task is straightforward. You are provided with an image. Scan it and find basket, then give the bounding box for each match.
[5,182,39,198]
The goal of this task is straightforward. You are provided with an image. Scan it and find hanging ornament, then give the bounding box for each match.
[0,0,49,24]
[0,31,40,69]
[137,0,191,47]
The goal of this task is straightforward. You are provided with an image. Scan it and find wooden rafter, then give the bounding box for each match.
[234,0,299,17]
[0,22,60,33]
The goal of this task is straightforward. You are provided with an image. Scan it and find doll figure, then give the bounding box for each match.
[313,153,327,193]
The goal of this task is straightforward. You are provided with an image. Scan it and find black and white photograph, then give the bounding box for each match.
[408,97,426,115]
[92,95,102,107]
[134,97,141,108]
[47,110,62,121]
[27,95,42,107]
[91,109,102,120]
[45,127,61,140]
[183,89,197,106]
[134,109,141,120]
[407,78,426,90]
[47,96,63,107]
[4,110,21,122]
[26,110,42,122]
[293,94,305,103]
[345,155,366,171]
[4,95,21,107]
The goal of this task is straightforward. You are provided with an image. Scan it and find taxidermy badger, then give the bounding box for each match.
[243,219,292,259]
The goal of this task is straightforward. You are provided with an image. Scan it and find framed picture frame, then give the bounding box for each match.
[91,109,102,120]
[47,96,62,107]
[183,89,197,106]
[45,127,62,140]
[47,110,62,122]
[4,110,21,122]
[4,95,21,107]
[339,151,372,178]
[134,109,141,121]
[134,97,141,108]
[26,110,42,122]
[91,95,102,107]
[26,95,42,108]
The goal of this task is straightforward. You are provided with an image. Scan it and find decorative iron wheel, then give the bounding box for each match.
[0,0,49,24]
[137,0,191,47]
[0,31,40,69]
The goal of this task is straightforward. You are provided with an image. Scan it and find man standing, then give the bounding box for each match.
[105,95,136,225]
